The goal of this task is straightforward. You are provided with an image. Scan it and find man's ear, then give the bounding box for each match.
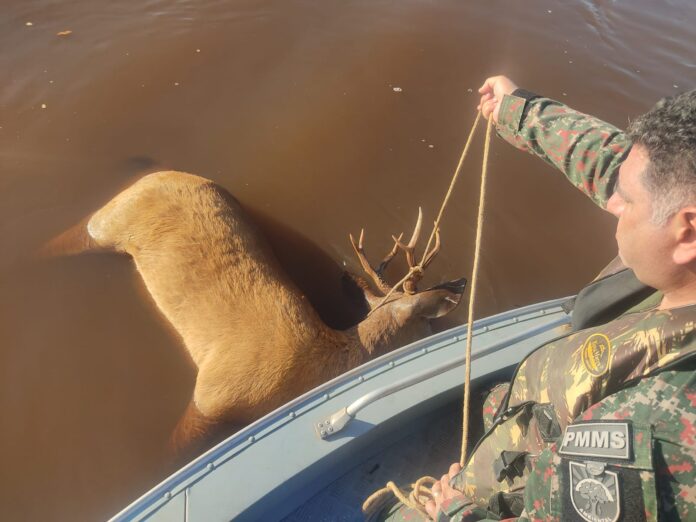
[672,207,696,265]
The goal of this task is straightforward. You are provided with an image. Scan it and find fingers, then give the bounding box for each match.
[425,499,437,520]
[425,463,465,520]
[448,462,462,478]
[477,76,519,120]
[478,75,510,98]
[481,98,498,120]
[433,481,442,497]
[427,481,443,520]
[476,92,493,111]
[478,75,501,94]
[477,91,498,121]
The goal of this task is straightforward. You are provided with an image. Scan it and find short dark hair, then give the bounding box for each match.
[627,89,696,224]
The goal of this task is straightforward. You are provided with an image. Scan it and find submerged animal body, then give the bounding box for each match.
[48,171,465,451]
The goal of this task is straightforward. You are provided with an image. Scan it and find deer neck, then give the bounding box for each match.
[352,308,430,359]
[303,308,431,385]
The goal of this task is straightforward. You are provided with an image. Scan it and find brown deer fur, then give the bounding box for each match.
[48,171,465,451]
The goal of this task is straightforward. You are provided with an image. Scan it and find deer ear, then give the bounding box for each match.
[413,278,467,319]
[341,271,382,310]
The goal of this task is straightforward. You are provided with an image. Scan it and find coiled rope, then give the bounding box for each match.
[363,111,494,519]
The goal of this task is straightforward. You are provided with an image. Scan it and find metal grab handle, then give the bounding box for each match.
[314,315,570,439]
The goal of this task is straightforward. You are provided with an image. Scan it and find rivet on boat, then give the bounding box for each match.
[358,376,364,383]
[320,430,326,437]
[207,463,214,471]
[164,492,172,500]
[289,411,296,419]
[389,361,395,368]
[328,427,333,433]
[422,347,428,354]
[248,436,256,443]
[324,393,330,400]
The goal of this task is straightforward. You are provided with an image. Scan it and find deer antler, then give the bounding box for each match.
[349,229,404,296]
[350,208,442,302]
[393,208,442,294]
[422,224,441,269]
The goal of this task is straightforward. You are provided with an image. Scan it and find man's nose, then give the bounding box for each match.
[606,192,623,217]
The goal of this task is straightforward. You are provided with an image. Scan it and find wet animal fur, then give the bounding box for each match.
[47,171,463,452]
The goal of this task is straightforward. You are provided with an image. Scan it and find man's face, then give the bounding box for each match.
[606,145,673,288]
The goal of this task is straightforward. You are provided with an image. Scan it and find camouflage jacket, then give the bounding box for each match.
[494,90,630,208]
[378,94,696,522]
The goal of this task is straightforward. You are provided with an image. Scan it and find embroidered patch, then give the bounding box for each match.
[559,422,631,461]
[581,333,612,377]
[568,460,621,522]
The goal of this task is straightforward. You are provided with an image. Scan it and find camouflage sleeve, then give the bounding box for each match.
[520,369,696,520]
[495,92,632,208]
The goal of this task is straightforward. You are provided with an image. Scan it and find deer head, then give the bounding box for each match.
[346,208,466,357]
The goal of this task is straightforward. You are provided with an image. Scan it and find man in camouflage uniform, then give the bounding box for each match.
[375,76,696,521]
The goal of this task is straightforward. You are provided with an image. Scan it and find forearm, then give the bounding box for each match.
[495,91,631,209]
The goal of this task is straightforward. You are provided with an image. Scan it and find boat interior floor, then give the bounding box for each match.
[283,382,498,522]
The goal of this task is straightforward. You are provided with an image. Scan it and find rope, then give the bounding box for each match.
[362,112,494,519]
[419,111,482,267]
[460,115,493,466]
[368,111,483,316]
[362,477,437,520]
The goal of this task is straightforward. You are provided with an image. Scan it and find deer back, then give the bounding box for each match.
[87,171,332,370]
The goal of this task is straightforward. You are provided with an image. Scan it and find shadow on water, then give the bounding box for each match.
[245,205,370,330]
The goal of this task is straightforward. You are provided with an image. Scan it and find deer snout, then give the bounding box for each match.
[429,277,467,296]
[398,276,466,321]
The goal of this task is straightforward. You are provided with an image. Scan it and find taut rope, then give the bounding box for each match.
[362,112,494,519]
[367,111,483,315]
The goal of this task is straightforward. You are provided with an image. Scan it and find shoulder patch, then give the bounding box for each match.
[581,333,612,377]
[567,460,621,522]
[559,421,632,461]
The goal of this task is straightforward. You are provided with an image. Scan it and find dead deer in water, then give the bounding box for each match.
[45,171,465,453]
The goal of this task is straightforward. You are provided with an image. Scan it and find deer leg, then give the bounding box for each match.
[169,400,218,456]
[168,400,246,462]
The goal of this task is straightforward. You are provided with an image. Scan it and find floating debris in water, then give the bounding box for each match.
[196,48,201,53]
[547,10,552,14]
[57,30,72,36]
[392,86,403,92]
[25,21,33,26]
[673,84,679,89]
[41,103,47,109]
[174,82,180,86]
[467,88,473,93]
[428,144,434,149]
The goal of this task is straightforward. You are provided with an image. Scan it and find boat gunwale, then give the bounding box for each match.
[110,296,571,521]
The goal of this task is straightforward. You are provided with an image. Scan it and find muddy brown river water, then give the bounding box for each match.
[1,0,694,519]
